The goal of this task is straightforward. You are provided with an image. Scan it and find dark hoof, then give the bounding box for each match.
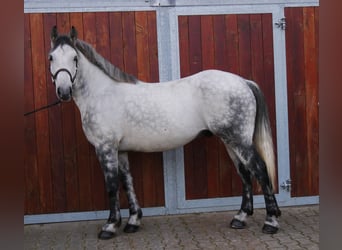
[123,224,140,233]
[98,230,115,239]
[230,218,246,229]
[262,224,279,234]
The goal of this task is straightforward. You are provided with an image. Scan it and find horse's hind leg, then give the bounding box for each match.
[228,144,281,234]
[118,152,143,233]
[225,146,253,229]
[248,147,281,234]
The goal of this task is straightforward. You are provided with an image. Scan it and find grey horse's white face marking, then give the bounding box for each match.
[49,45,78,101]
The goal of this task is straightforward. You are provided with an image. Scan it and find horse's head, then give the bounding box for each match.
[49,26,79,101]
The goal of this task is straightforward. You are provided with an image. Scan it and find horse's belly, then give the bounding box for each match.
[118,131,197,152]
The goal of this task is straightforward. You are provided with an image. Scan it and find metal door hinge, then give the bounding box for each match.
[275,18,286,30]
[280,179,291,192]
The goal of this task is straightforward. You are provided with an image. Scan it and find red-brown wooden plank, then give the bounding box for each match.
[224,14,242,196]
[56,13,80,211]
[70,12,94,211]
[82,12,107,210]
[213,15,227,71]
[24,14,40,214]
[178,16,190,78]
[225,14,239,75]
[183,15,210,199]
[313,7,319,195]
[43,13,67,213]
[135,11,150,82]
[200,15,214,70]
[199,15,220,197]
[237,14,252,79]
[122,12,138,76]
[30,13,54,213]
[250,14,264,84]
[96,12,111,60]
[109,12,125,70]
[303,7,319,195]
[147,11,159,83]
[286,7,308,197]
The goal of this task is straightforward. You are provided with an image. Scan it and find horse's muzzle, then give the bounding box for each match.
[57,86,72,101]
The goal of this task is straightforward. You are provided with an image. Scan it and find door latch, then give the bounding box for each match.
[280,179,291,192]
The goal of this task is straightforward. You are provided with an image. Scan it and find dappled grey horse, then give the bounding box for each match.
[48,26,281,239]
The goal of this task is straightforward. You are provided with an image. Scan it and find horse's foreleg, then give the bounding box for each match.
[118,152,143,233]
[96,145,121,239]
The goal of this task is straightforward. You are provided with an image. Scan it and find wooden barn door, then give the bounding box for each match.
[24,11,164,216]
[285,7,319,197]
[178,13,278,200]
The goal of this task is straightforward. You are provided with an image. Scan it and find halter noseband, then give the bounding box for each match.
[50,66,78,84]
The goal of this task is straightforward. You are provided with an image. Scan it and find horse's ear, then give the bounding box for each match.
[70,26,78,44]
[50,25,58,48]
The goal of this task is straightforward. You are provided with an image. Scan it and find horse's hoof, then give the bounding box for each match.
[98,230,115,239]
[262,224,279,234]
[123,224,140,233]
[230,218,246,229]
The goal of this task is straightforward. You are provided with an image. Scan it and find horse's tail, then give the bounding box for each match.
[245,80,276,191]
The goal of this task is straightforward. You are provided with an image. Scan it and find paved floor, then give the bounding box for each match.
[24,205,319,249]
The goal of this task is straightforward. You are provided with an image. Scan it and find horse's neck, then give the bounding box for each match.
[72,55,116,113]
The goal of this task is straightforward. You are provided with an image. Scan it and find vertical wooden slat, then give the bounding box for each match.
[70,12,94,211]
[237,14,252,79]
[224,14,242,196]
[200,15,220,197]
[30,13,54,213]
[184,15,209,199]
[178,16,190,77]
[313,7,319,195]
[43,13,67,213]
[135,11,150,82]
[122,12,138,76]
[56,13,80,211]
[200,16,214,70]
[147,12,159,82]
[225,15,239,75]
[286,7,309,197]
[303,7,319,195]
[213,15,227,71]
[24,14,40,214]
[109,12,125,70]
[82,12,107,210]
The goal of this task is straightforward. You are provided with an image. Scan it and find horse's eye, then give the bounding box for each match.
[48,55,53,61]
[73,56,78,63]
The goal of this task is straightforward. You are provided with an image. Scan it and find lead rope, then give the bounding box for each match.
[24,100,61,116]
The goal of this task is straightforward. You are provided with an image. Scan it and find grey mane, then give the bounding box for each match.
[75,40,137,84]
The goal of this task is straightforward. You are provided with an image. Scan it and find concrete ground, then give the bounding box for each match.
[24,205,319,249]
